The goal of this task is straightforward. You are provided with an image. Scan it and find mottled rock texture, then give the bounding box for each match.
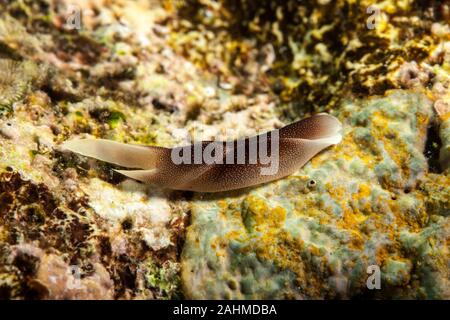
[182,91,449,299]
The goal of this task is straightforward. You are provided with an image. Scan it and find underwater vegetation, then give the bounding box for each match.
[171,0,450,117]
[0,0,448,299]
[0,59,45,115]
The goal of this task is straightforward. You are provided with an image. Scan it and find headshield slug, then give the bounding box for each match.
[62,113,342,192]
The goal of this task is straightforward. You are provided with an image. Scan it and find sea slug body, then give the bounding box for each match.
[62,113,342,192]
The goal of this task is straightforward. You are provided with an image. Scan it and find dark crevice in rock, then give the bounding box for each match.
[424,122,442,174]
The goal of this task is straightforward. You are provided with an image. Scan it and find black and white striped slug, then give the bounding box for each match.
[62,114,342,192]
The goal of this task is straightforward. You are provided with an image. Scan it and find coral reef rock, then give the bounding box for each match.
[182,91,449,299]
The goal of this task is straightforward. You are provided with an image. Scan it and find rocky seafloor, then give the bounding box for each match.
[0,0,448,299]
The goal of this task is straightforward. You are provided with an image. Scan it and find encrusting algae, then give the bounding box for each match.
[182,90,449,299]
